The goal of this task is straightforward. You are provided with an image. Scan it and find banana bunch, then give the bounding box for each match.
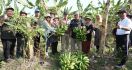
[56,24,68,36]
[73,26,87,41]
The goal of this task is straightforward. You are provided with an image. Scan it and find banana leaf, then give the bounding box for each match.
[56,0,68,9]
[27,0,34,7]
[6,0,12,6]
[35,0,41,6]
[77,0,83,13]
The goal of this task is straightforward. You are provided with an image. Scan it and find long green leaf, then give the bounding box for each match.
[6,0,13,6]
[77,0,83,12]
[17,0,34,9]
[27,0,34,6]
[116,0,121,6]
[84,1,93,12]
[35,0,41,6]
[56,0,68,8]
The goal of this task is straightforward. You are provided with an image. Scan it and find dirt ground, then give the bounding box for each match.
[0,41,132,70]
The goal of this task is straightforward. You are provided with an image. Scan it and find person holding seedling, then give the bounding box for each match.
[69,11,83,52]
[50,16,60,55]
[39,13,55,56]
[60,12,70,52]
[16,11,28,58]
[0,7,16,62]
[82,16,94,54]
[32,9,41,57]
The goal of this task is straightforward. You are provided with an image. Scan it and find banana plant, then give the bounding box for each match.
[35,0,48,16]
[47,0,68,15]
[76,0,99,21]
[73,27,87,41]
[0,0,13,15]
[61,6,72,19]
[126,0,132,14]
[17,0,35,9]
[62,6,72,14]
[56,24,68,36]
[0,0,4,15]
[59,51,89,70]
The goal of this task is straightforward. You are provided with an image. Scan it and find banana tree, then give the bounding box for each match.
[5,16,45,58]
[47,0,68,16]
[76,0,99,22]
[98,0,130,55]
[61,6,72,19]
[126,0,132,14]
[0,0,13,15]
[35,0,48,16]
[99,0,110,55]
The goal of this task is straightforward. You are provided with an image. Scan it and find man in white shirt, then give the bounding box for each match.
[116,10,132,67]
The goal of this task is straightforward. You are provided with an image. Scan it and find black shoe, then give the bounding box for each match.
[4,58,13,63]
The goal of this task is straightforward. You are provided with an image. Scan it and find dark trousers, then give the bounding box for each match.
[46,38,50,52]
[51,42,58,55]
[95,45,99,52]
[33,36,40,56]
[16,37,27,58]
[1,39,16,60]
[0,26,2,37]
[116,34,129,65]
[82,41,91,54]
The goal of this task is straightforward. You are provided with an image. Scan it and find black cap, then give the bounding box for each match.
[20,11,27,15]
[117,10,127,14]
[6,7,14,11]
[35,9,40,13]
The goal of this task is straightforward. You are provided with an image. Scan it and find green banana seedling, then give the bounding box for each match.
[73,26,87,41]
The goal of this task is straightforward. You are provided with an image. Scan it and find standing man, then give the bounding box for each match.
[69,11,83,52]
[61,12,70,52]
[32,9,41,56]
[16,11,28,58]
[0,7,16,62]
[115,10,132,67]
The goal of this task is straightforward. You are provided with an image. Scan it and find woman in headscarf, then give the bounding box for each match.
[94,14,102,53]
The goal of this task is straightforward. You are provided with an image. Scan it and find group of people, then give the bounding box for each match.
[0,8,42,61]
[0,7,102,62]
[0,7,132,68]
